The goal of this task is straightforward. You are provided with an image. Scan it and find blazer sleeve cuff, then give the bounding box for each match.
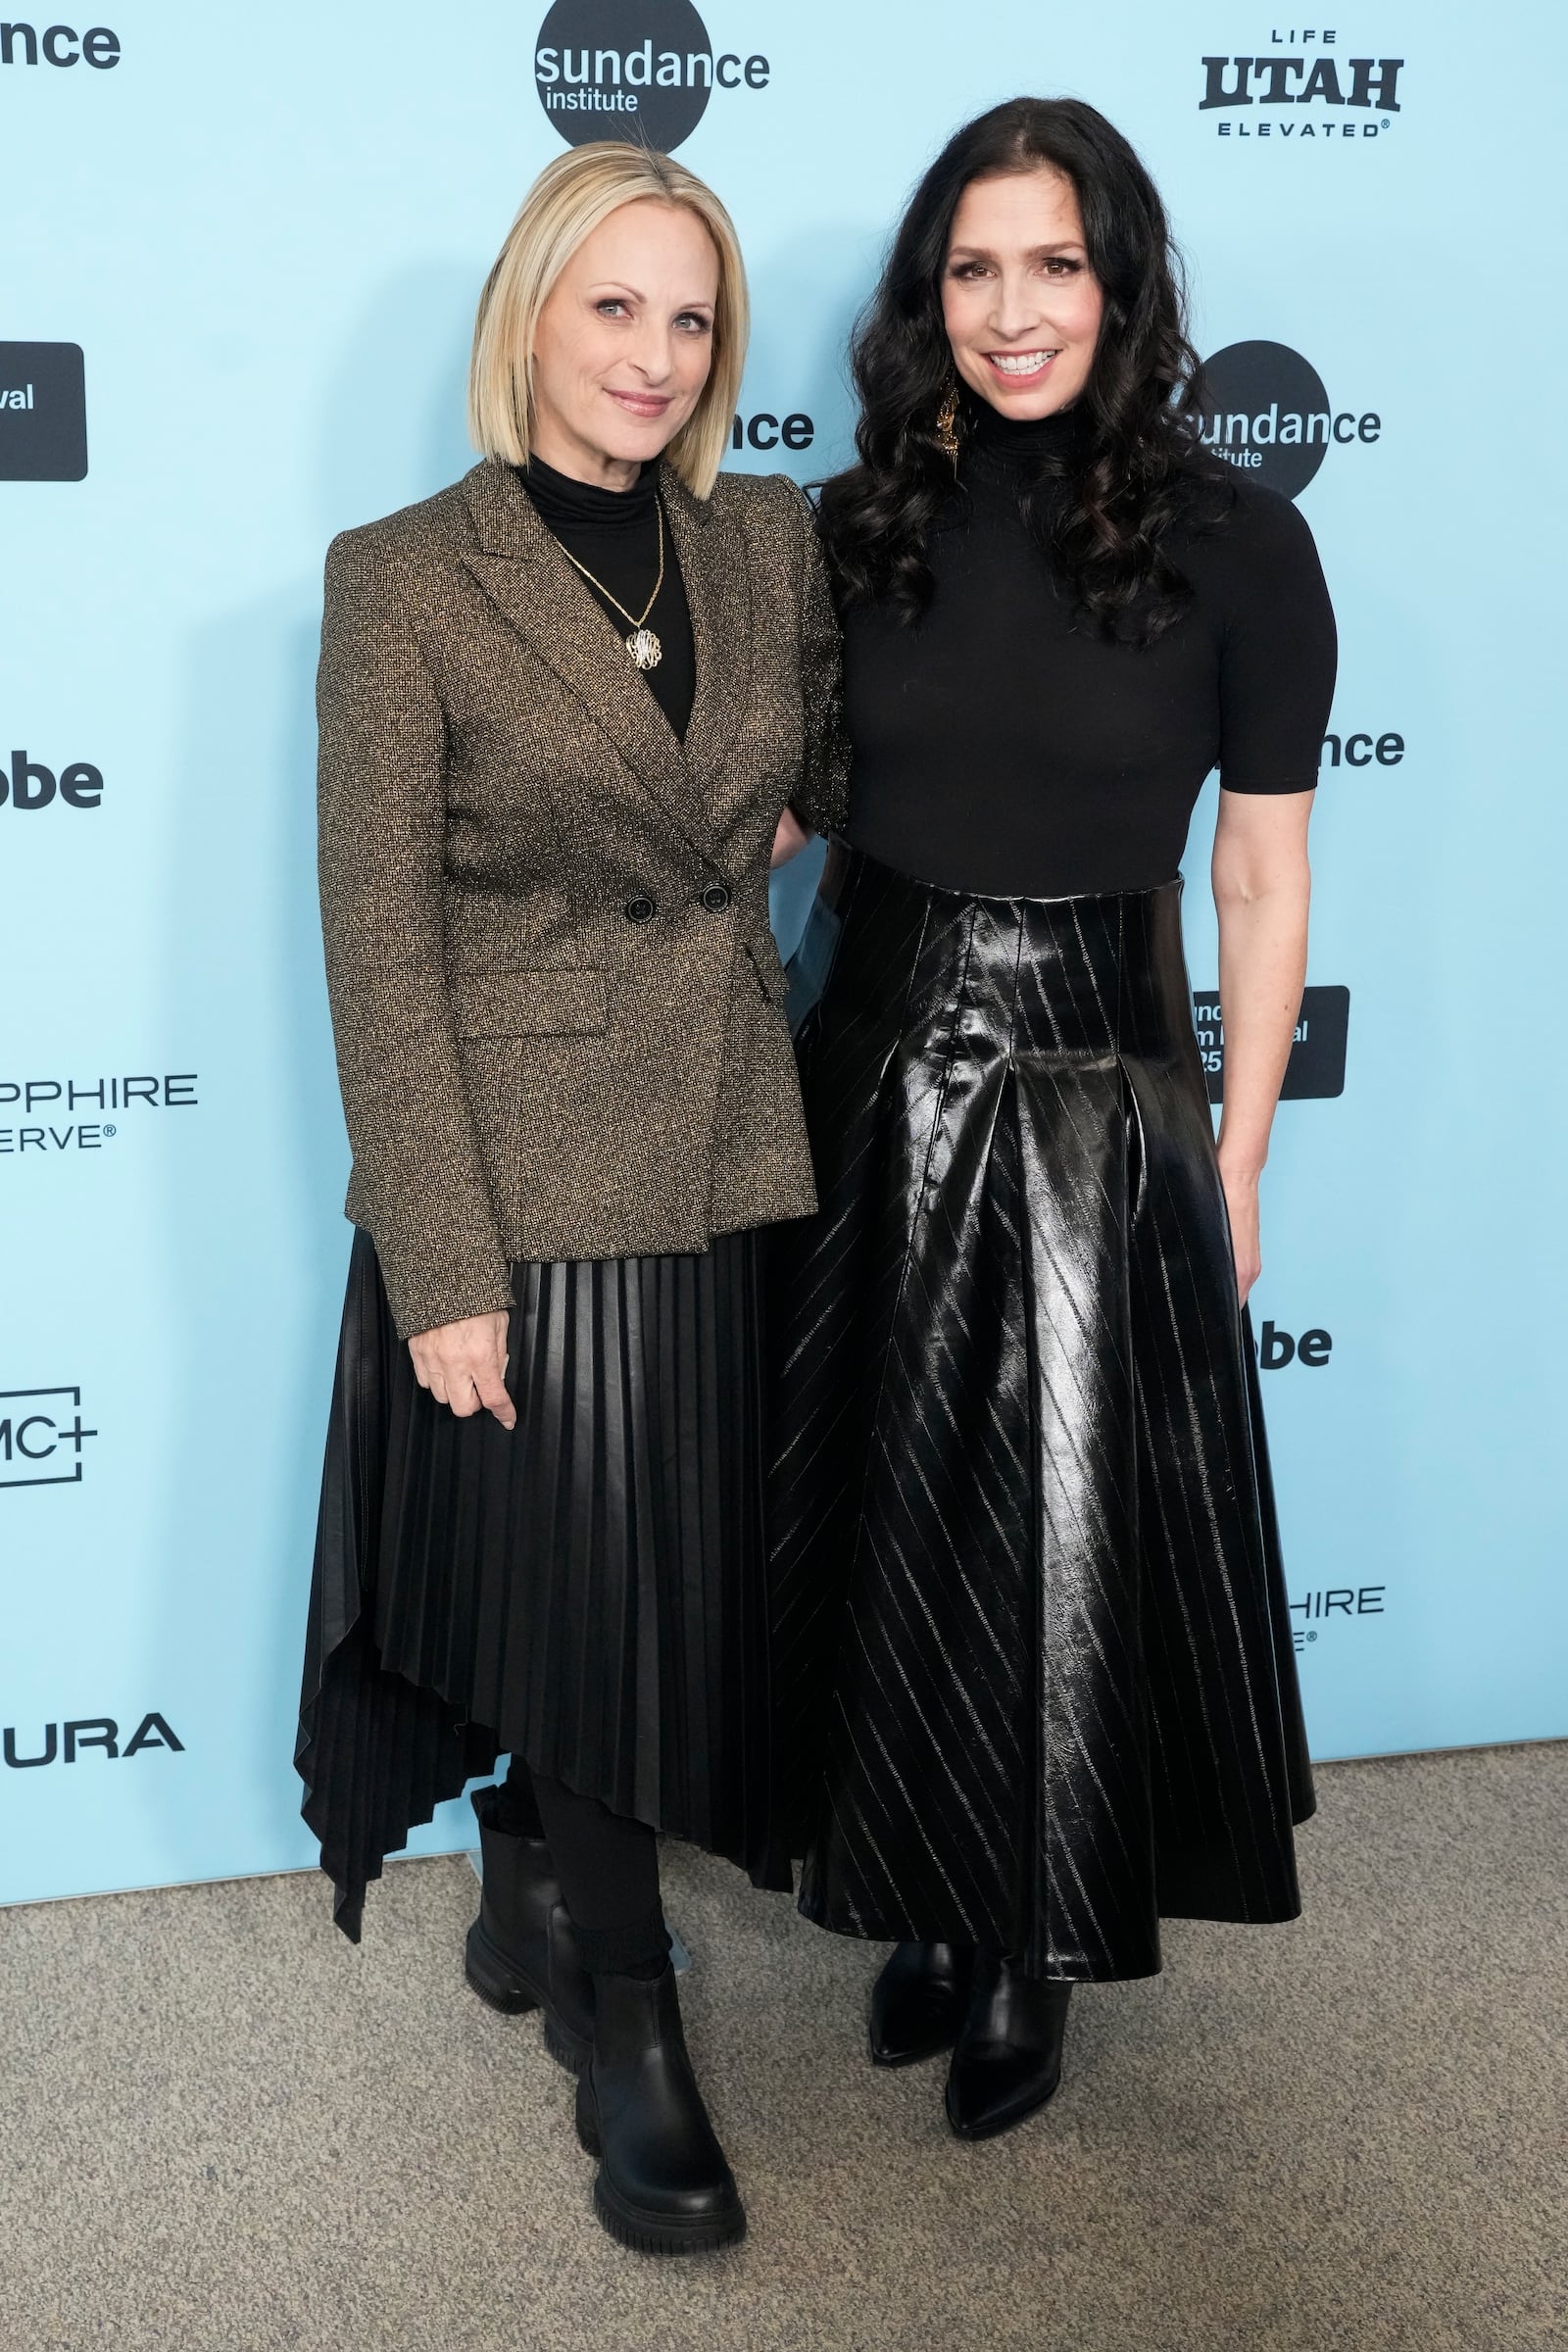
[370,1241,517,1347]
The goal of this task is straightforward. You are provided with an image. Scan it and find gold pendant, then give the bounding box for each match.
[626,627,663,671]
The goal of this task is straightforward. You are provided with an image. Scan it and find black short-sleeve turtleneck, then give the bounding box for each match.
[518,455,695,741]
[839,399,1338,896]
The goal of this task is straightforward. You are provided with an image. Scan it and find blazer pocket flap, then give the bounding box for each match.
[745,933,791,1005]
[450,969,608,1037]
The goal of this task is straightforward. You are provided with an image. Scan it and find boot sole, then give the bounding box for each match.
[465,1922,591,2076]
[575,2088,747,2256]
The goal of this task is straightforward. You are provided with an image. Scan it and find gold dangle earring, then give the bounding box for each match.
[934,374,961,467]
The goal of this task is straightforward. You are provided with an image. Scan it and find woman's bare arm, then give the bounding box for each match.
[1210,785,1315,1303]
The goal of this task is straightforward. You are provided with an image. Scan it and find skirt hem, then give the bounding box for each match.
[793,1886,1310,1983]
[297,1226,790,1940]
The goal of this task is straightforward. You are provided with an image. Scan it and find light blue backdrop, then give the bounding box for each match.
[4,0,1563,1906]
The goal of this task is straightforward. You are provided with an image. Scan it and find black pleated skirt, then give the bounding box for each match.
[297,1226,789,1938]
[769,844,1315,1984]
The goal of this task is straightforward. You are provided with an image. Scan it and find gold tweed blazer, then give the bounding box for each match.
[317,458,848,1342]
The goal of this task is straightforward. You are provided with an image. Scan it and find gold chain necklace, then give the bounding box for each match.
[555,498,666,671]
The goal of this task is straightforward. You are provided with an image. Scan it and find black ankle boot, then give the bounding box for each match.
[868,1941,975,2068]
[575,1964,745,2255]
[465,1786,593,2075]
[944,1951,1072,2141]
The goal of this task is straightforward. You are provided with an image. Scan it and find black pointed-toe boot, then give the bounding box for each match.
[465,1786,594,2075]
[868,1940,976,2068]
[944,1950,1073,2141]
[575,1964,746,2256]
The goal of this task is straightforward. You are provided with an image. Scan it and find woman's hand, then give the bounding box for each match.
[770,808,812,868]
[408,1312,516,1428]
[1218,1156,1262,1306]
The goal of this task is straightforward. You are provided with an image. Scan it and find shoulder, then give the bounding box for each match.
[1178,467,1322,563]
[1173,468,1329,602]
[707,466,817,544]
[324,467,484,587]
[705,466,811,520]
[1225,473,1321,556]
[695,468,818,581]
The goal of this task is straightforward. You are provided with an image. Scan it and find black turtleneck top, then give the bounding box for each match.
[839,399,1337,896]
[518,454,696,741]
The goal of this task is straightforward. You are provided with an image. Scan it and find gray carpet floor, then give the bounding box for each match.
[4,1743,1565,2352]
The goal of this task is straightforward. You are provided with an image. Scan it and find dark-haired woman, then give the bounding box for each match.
[770,98,1335,2142]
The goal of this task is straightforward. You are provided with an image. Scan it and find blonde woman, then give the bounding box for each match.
[296,144,845,2256]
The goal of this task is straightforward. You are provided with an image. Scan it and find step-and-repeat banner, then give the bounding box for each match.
[5,2,1564,1905]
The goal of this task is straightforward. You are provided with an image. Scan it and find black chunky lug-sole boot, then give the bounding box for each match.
[868,1940,976,2068]
[944,1950,1073,2142]
[465,1786,594,2075]
[575,1964,746,2256]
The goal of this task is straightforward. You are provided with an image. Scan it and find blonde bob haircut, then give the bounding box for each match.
[468,143,749,502]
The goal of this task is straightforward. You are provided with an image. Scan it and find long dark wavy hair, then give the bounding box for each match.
[819,97,1221,644]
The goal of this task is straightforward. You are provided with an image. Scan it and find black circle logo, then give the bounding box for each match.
[1195,340,1331,500]
[535,0,713,151]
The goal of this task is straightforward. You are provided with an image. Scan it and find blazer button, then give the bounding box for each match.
[701,884,732,913]
[624,895,656,923]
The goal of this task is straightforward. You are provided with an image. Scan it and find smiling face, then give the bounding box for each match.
[530,197,719,489]
[941,166,1104,419]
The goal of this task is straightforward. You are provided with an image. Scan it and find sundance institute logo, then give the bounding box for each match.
[1195,341,1379,500]
[535,0,770,149]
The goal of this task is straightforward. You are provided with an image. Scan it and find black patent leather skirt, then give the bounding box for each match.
[297,1227,789,1939]
[768,844,1314,1983]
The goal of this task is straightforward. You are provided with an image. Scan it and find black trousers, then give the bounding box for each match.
[498,1755,667,1976]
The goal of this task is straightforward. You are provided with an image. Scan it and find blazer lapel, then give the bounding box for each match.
[665,468,755,846]
[459,461,706,856]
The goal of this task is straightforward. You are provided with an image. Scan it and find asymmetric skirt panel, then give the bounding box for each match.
[768,844,1314,1983]
[297,1226,787,1939]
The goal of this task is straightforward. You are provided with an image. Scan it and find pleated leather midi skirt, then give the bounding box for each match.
[297,1227,789,1938]
[769,844,1314,1983]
